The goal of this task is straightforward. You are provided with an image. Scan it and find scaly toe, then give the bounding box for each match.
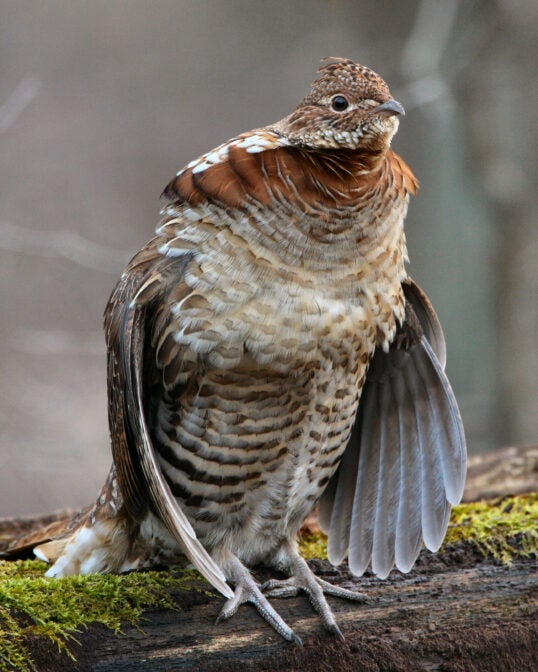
[219,555,301,644]
[261,578,301,598]
[265,546,368,637]
[316,577,369,603]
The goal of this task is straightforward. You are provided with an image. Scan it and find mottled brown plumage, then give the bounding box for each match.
[7,58,466,643]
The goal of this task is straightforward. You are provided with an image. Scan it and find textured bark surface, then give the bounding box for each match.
[23,543,537,672]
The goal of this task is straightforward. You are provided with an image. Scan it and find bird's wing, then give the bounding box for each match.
[318,278,466,579]
[402,277,446,368]
[105,244,233,598]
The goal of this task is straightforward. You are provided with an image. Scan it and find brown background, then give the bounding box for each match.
[1,0,537,516]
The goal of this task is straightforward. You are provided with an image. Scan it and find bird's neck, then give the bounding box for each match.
[161,145,415,281]
[237,148,412,270]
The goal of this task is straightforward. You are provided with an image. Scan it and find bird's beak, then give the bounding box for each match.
[373,99,405,117]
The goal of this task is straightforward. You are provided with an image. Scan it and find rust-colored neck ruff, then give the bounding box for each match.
[163,138,417,219]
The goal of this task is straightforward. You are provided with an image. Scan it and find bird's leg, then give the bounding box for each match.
[216,552,302,646]
[261,541,368,639]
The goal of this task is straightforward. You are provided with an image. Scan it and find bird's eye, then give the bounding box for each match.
[331,95,349,112]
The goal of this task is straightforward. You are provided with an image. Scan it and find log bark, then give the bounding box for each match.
[26,544,537,672]
[3,445,536,672]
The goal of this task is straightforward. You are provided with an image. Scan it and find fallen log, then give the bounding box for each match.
[1,444,536,672]
[21,542,537,672]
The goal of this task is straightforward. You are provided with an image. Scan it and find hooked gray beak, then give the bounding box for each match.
[373,99,405,117]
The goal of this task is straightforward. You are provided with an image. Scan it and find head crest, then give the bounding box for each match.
[306,57,391,103]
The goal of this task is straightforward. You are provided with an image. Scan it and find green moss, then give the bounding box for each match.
[0,560,211,672]
[298,493,538,564]
[299,532,328,559]
[1,494,536,671]
[444,493,538,563]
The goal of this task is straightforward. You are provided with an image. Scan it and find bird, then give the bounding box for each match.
[6,57,466,644]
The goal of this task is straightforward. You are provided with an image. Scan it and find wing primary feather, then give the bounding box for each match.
[347,375,381,576]
[418,338,466,505]
[404,345,453,552]
[394,369,423,573]
[325,421,360,565]
[122,302,234,599]
[371,372,399,579]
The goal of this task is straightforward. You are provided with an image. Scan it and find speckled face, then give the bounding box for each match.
[276,58,403,151]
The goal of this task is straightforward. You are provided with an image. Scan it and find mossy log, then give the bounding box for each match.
[0,448,536,672]
[14,539,537,672]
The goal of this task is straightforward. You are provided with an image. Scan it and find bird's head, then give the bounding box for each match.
[274,58,404,155]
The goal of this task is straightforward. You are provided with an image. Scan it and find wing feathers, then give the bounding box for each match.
[107,252,233,599]
[346,377,381,575]
[394,371,422,573]
[324,422,360,565]
[418,339,466,505]
[321,281,466,579]
[403,278,446,368]
[371,378,399,579]
[317,466,337,534]
[125,302,233,598]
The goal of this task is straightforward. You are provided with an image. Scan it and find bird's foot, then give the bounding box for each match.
[216,554,302,646]
[262,545,368,640]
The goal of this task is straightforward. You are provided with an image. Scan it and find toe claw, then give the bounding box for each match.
[327,623,345,641]
[291,632,303,647]
[216,601,238,624]
[215,607,231,625]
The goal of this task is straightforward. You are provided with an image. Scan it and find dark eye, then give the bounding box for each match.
[331,95,349,112]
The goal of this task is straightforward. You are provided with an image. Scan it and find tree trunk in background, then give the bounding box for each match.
[457,0,538,445]
[395,0,538,450]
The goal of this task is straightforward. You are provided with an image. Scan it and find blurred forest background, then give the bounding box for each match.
[1,0,536,516]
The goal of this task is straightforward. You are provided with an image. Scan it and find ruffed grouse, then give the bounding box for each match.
[18,58,467,643]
